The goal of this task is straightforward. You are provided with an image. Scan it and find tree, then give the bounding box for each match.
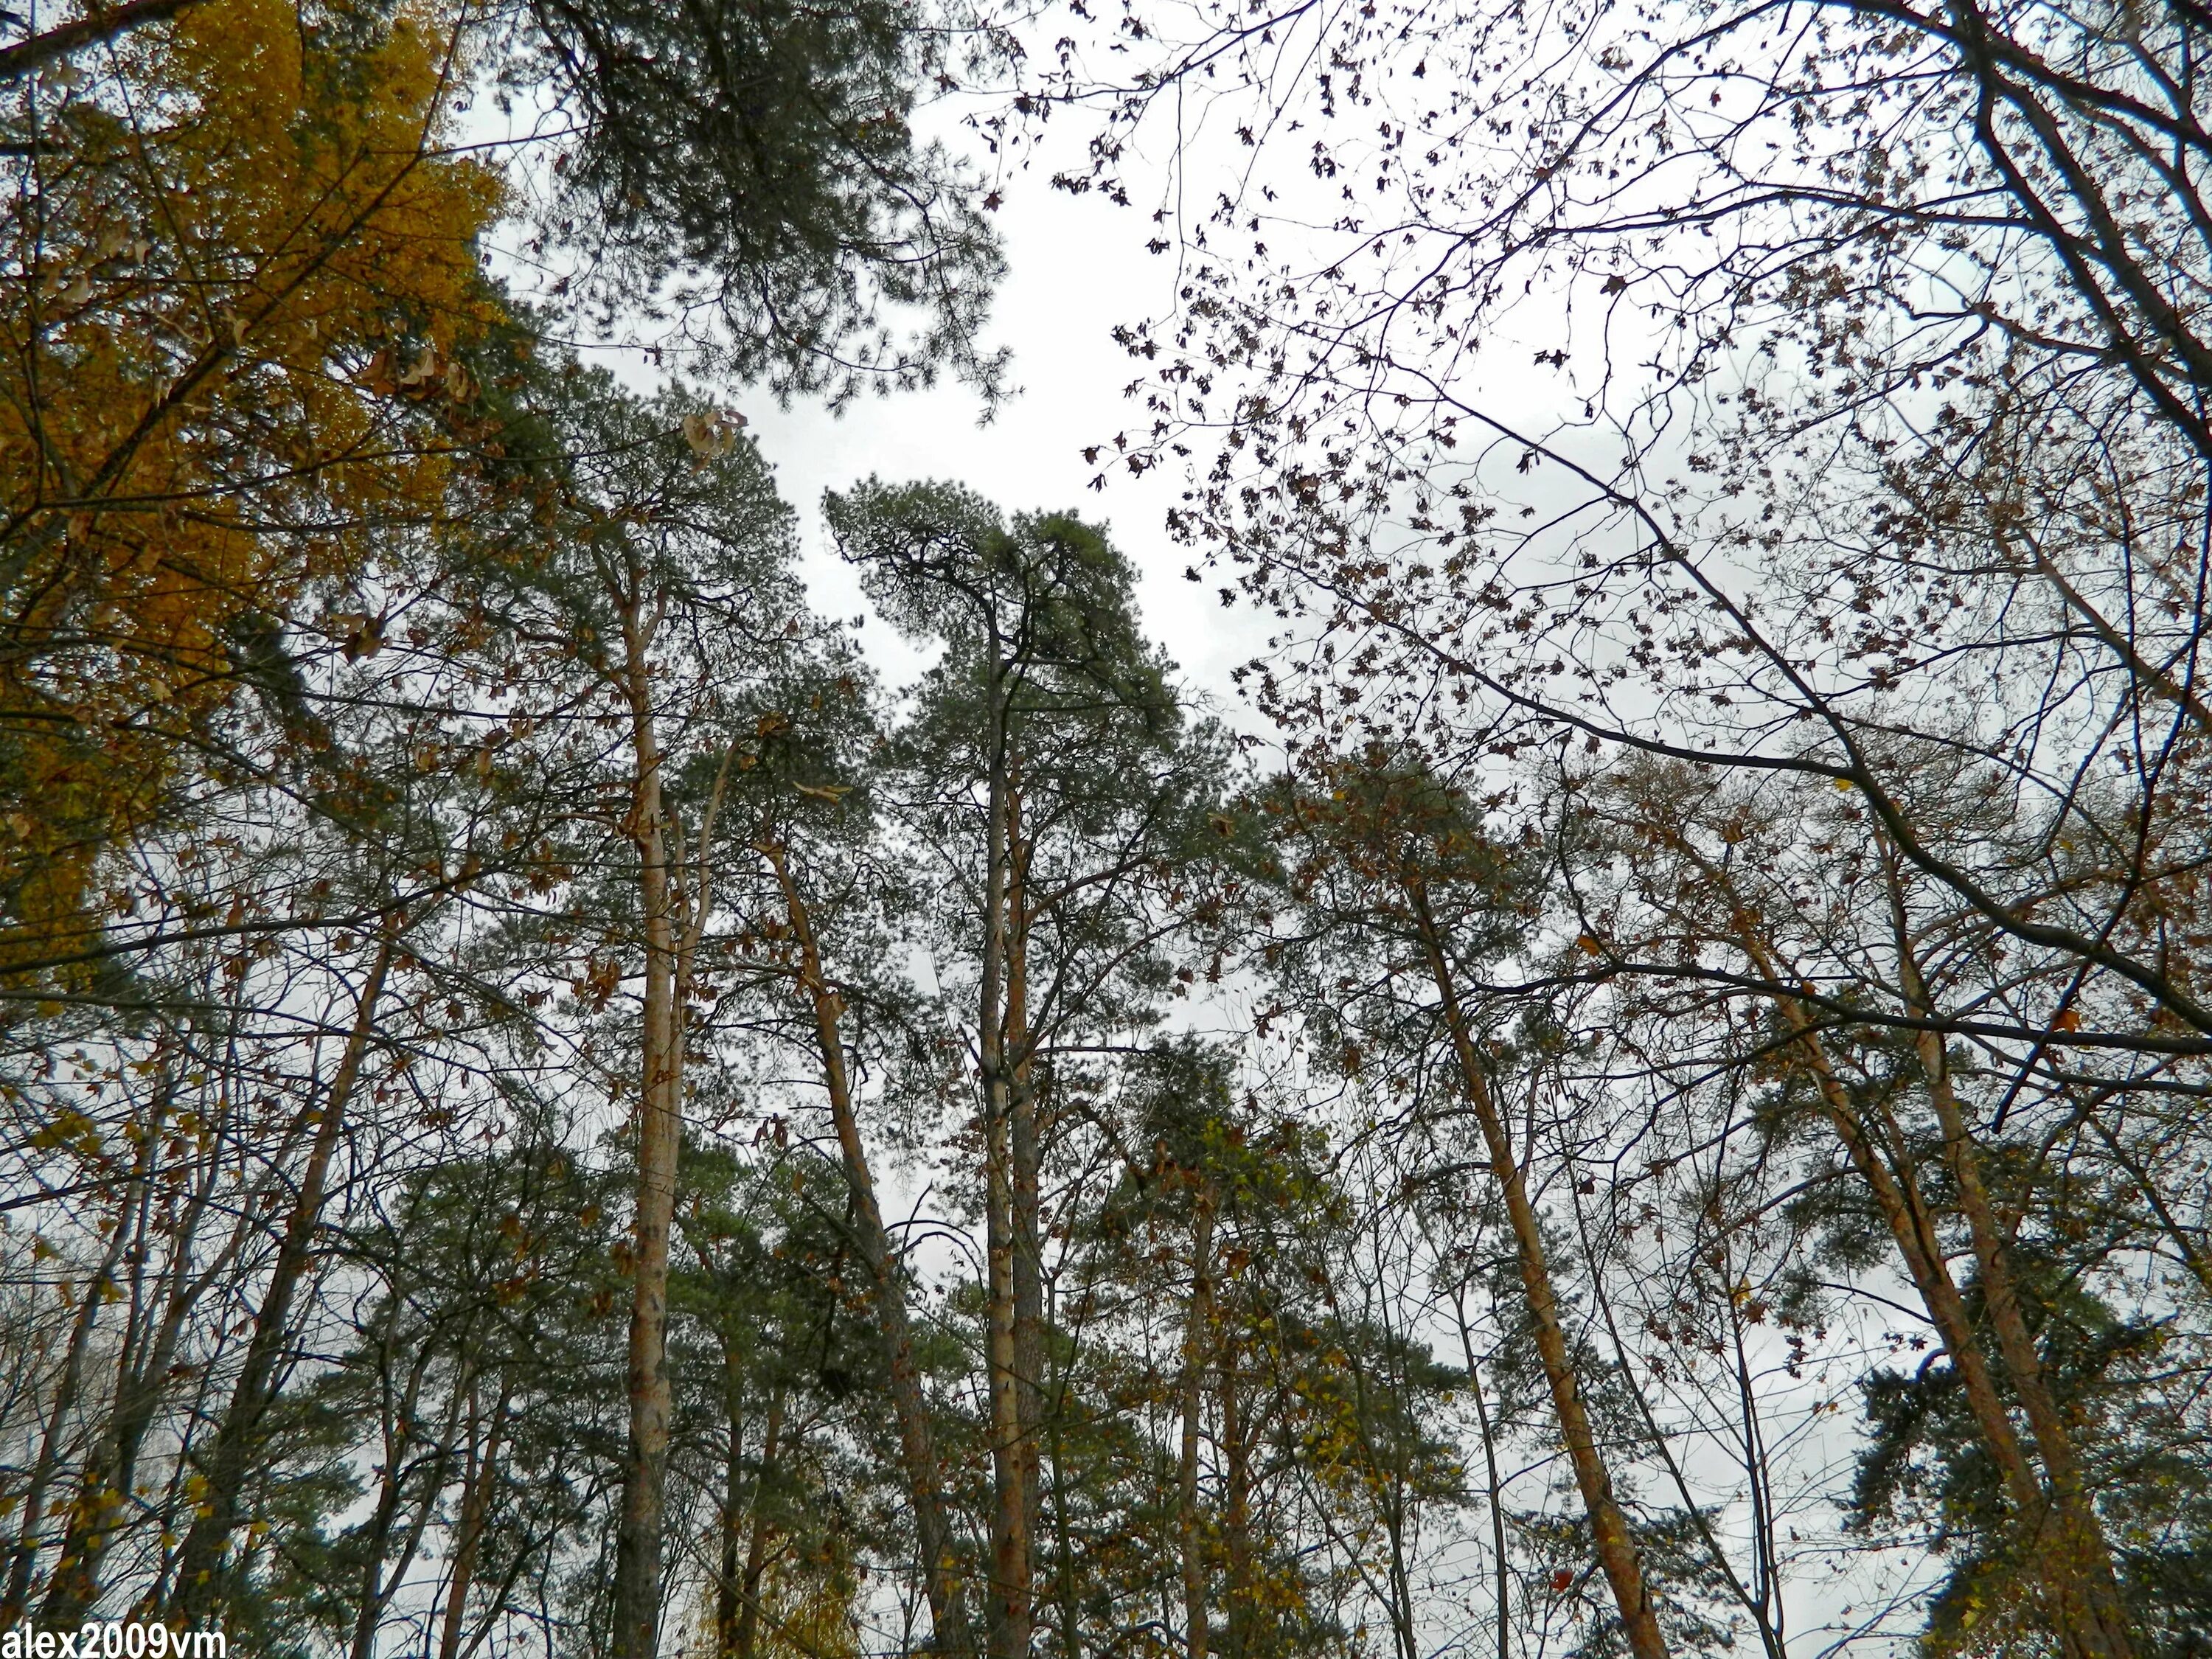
[1854,1243,2212,1656]
[438,363,807,1659]
[1240,754,1677,1659]
[1,0,501,967]
[1067,1039,1467,1659]
[1033,1,2212,1648]
[1556,750,2188,1652]
[508,0,1007,400]
[828,479,1226,1659]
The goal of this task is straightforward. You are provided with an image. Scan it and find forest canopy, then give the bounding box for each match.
[2,1,2208,1658]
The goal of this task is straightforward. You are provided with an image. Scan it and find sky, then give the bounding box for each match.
[507,93,1267,704]
[742,150,1240,687]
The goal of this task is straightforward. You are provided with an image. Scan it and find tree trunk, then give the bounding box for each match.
[1411,884,1671,1659]
[762,842,975,1658]
[985,1105,1026,1659]
[613,597,684,1659]
[978,647,1031,1659]
[1450,1287,1512,1659]
[1,1091,151,1622]
[732,1389,783,1659]
[1886,888,2135,1659]
[1217,1335,1252,1659]
[166,932,395,1620]
[1179,1193,1214,1659]
[347,1337,454,1659]
[1006,793,1047,1633]
[53,1108,243,1626]
[1049,1363,1080,1659]
[1735,920,2122,1659]
[437,1386,509,1659]
[715,1392,748,1659]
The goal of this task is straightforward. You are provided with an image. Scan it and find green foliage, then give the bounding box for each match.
[1854,1245,2212,1658]
[509,0,1005,398]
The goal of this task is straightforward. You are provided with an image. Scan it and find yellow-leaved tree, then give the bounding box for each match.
[0,0,502,972]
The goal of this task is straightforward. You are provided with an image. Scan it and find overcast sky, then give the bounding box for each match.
[746,136,1262,695]
[487,81,1274,703]
[485,40,1609,717]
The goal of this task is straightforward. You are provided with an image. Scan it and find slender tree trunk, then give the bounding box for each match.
[1733,919,2121,1659]
[1680,832,2114,1655]
[1450,1287,1512,1659]
[1179,1193,1214,1659]
[48,1295,168,1624]
[613,596,684,1659]
[732,1389,783,1659]
[166,932,395,1619]
[2,1265,107,1622]
[984,1126,1026,1658]
[52,1107,243,1626]
[715,1385,748,1659]
[1217,1336,1252,1659]
[1005,790,1047,1635]
[1,1093,151,1621]
[1410,883,1671,1659]
[437,1387,509,1659]
[1720,1262,1784,1656]
[347,1337,453,1659]
[762,841,975,1658]
[978,646,1031,1659]
[1049,1367,1079,1659]
[1885,884,2135,1659]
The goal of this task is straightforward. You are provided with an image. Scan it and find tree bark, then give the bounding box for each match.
[1885,884,2136,1659]
[977,639,1031,1659]
[437,1388,510,1659]
[1179,1192,1214,1659]
[1005,785,1047,1636]
[1733,919,2123,1659]
[612,597,683,1659]
[1,1088,150,1622]
[1217,1335,1252,1659]
[1410,883,1671,1659]
[715,1388,748,1659]
[762,841,975,1658]
[731,1389,783,1659]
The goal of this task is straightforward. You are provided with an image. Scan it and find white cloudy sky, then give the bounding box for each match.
[742,142,1239,686]
[761,139,1283,703]
[498,86,1260,698]
[484,30,1604,712]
